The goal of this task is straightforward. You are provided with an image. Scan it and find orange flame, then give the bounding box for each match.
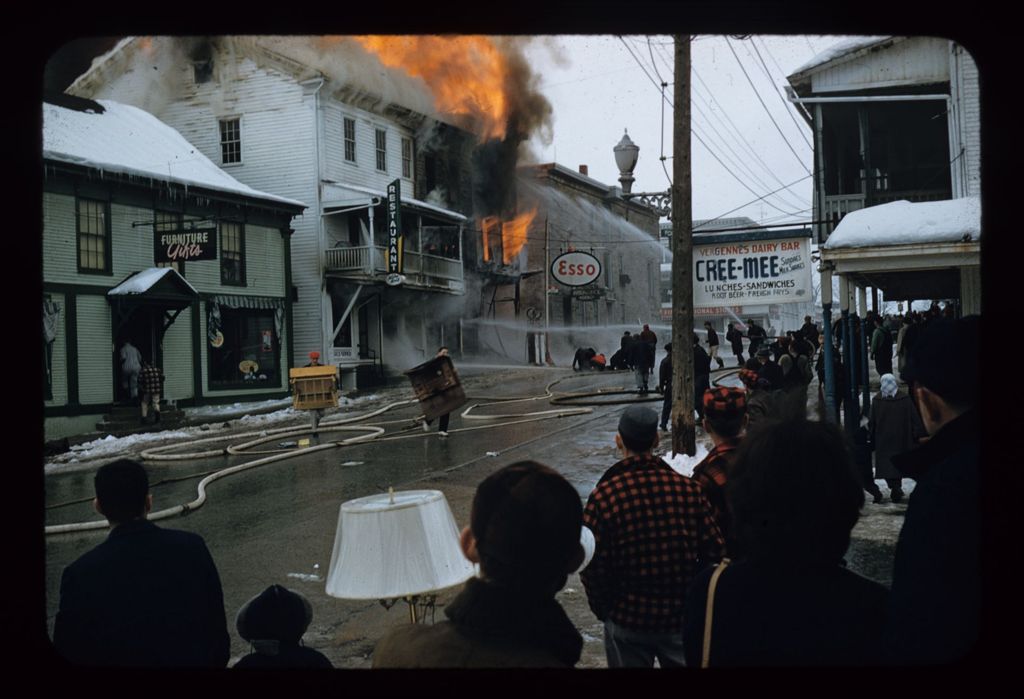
[480,216,500,263]
[478,209,537,265]
[354,35,509,142]
[501,208,537,264]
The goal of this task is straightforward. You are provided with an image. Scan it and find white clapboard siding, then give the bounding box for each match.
[958,47,981,198]
[45,292,68,407]
[42,193,77,283]
[162,306,193,401]
[811,37,950,94]
[77,295,113,404]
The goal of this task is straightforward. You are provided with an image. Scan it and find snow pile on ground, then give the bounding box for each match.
[45,392,391,473]
[660,443,711,477]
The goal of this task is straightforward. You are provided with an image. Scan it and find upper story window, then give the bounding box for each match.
[375,128,387,172]
[76,198,110,274]
[219,118,241,165]
[344,117,357,163]
[154,211,184,276]
[220,221,245,286]
[401,137,413,179]
[193,60,213,84]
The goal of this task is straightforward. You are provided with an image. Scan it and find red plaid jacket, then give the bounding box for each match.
[690,438,741,553]
[581,453,725,633]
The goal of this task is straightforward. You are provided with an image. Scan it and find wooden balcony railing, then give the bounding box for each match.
[324,245,463,286]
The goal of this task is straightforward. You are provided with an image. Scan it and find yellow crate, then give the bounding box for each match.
[289,366,339,410]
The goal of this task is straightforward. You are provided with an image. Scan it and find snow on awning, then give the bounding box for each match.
[321,182,467,223]
[823,197,980,250]
[107,267,198,297]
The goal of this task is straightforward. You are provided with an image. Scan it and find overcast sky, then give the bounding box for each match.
[522,34,854,227]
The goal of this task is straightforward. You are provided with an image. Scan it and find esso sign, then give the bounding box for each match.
[551,251,602,287]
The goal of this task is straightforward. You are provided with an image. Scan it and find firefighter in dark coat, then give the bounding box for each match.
[745,319,767,356]
[726,323,745,366]
[693,334,712,420]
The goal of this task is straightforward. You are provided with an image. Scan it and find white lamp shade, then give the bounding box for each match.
[325,490,476,600]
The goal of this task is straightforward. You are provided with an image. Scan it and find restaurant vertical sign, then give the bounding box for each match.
[386,179,403,286]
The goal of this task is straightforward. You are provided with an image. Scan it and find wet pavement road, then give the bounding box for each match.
[42,364,910,668]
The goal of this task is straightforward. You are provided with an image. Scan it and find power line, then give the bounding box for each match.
[693,173,814,229]
[618,36,807,218]
[654,41,809,212]
[645,37,674,188]
[724,36,812,175]
[750,37,813,151]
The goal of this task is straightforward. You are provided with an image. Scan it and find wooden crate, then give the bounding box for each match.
[289,366,339,410]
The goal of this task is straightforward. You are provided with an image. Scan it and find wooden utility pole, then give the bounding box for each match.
[670,35,695,456]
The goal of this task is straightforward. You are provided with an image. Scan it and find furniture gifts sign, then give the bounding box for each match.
[693,236,812,306]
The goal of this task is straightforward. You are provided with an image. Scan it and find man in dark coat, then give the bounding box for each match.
[629,334,655,393]
[373,461,585,668]
[53,459,230,667]
[704,321,725,369]
[754,347,784,392]
[800,315,819,353]
[726,322,745,366]
[870,317,894,377]
[745,319,767,356]
[658,343,673,431]
[885,316,980,664]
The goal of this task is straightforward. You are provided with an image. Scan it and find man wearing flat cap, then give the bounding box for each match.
[884,315,981,664]
[580,405,725,667]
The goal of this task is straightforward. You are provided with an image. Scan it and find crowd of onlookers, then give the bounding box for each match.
[50,312,980,669]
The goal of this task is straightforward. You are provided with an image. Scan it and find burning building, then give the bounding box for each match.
[65,35,554,386]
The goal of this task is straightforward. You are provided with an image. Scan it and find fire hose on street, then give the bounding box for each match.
[44,369,739,536]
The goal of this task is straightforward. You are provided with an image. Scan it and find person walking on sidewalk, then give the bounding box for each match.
[373,461,585,668]
[705,321,725,369]
[581,405,725,668]
[138,359,164,425]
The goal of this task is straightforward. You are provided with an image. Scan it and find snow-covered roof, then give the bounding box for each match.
[321,182,467,222]
[43,98,306,210]
[107,267,198,296]
[789,36,894,77]
[823,197,980,250]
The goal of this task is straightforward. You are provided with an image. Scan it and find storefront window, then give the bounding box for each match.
[209,308,278,388]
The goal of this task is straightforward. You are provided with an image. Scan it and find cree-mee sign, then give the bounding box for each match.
[694,237,811,306]
[551,251,601,287]
[154,225,218,263]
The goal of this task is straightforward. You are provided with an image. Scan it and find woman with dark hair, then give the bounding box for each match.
[683,419,889,666]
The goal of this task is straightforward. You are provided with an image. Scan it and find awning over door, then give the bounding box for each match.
[107,267,200,334]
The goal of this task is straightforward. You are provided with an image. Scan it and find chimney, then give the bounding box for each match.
[578,164,588,176]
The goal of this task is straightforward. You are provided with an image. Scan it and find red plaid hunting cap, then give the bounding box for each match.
[738,368,760,388]
[703,387,747,419]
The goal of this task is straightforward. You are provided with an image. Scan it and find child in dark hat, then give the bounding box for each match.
[233,585,333,668]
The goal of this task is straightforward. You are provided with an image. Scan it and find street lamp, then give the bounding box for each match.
[614,130,672,218]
